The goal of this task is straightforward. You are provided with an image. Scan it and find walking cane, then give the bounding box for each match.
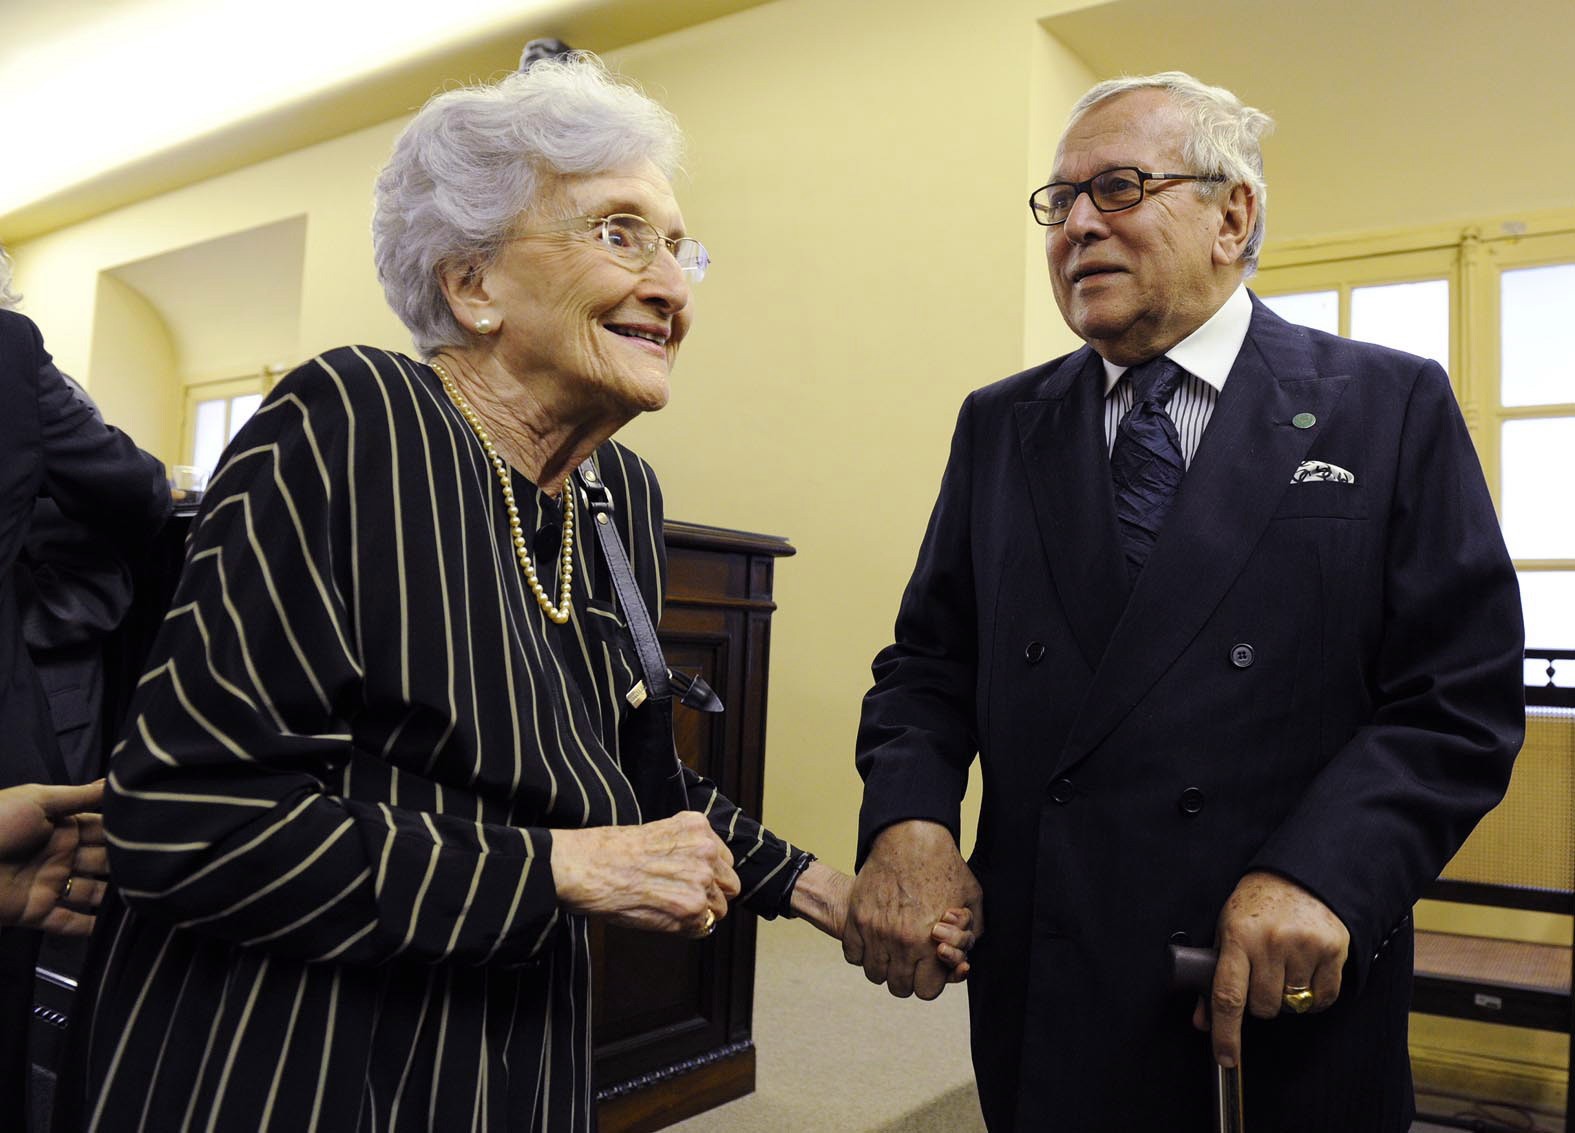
[1169,944,1245,1133]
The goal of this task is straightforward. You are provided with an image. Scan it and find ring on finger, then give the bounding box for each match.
[702,907,717,936]
[60,876,74,902]
[1281,984,1315,1014]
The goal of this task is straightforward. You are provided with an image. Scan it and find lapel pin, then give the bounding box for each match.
[1292,412,1316,429]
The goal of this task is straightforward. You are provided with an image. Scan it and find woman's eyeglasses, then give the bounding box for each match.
[519,214,710,282]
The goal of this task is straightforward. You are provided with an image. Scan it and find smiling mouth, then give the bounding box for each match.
[606,324,670,348]
[1070,266,1122,284]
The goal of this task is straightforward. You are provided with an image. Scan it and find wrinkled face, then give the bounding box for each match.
[486,159,693,419]
[1047,89,1239,365]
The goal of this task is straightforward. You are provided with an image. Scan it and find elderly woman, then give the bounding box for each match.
[62,55,971,1132]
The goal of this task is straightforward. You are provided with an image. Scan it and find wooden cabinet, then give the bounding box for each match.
[594,521,794,1132]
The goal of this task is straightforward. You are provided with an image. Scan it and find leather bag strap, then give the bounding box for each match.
[576,459,721,713]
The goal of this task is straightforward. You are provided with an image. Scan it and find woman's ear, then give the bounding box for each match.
[1212,182,1256,268]
[438,257,503,336]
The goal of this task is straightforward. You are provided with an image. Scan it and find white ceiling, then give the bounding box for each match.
[0,0,773,241]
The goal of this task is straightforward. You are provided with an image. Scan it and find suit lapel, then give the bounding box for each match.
[1056,299,1352,772]
[1015,348,1130,672]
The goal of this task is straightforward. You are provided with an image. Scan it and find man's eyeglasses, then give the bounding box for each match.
[1029,167,1226,227]
[520,213,710,282]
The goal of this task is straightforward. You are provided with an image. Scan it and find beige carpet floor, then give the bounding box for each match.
[670,916,985,1132]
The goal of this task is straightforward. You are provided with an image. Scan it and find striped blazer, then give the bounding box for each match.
[63,347,805,1132]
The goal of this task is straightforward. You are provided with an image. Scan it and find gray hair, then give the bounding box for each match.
[373,53,684,356]
[0,245,21,311]
[1065,72,1274,270]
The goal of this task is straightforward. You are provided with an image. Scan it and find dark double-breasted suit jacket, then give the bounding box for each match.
[855,297,1525,1131]
[0,309,168,790]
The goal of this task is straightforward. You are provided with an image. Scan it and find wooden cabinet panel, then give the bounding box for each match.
[594,521,793,1132]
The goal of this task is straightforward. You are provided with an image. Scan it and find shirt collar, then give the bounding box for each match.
[1101,283,1252,395]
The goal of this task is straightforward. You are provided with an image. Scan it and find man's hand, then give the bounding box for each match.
[1198,870,1349,1068]
[0,780,109,936]
[551,812,740,938]
[843,820,983,1000]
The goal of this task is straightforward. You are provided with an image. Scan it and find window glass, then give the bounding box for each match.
[1260,290,1338,335]
[1501,263,1575,408]
[228,393,263,441]
[1520,572,1575,663]
[193,399,228,479]
[1501,419,1575,560]
[1349,279,1449,364]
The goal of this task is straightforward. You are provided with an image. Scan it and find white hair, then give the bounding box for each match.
[373,53,684,356]
[0,245,21,310]
[1066,72,1274,270]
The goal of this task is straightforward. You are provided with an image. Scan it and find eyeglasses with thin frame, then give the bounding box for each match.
[1028,167,1227,227]
[518,213,710,282]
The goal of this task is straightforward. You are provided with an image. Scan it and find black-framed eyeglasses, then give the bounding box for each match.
[518,213,710,282]
[1028,167,1227,227]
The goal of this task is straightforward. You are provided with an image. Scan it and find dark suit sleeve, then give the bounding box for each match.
[36,354,170,546]
[1249,359,1525,976]
[853,396,981,867]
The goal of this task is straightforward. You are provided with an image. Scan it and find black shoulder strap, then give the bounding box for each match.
[576,459,721,713]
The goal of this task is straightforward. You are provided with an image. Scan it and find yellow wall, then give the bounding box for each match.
[85,273,181,460]
[606,0,1091,859]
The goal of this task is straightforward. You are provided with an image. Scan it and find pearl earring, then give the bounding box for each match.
[475,317,493,334]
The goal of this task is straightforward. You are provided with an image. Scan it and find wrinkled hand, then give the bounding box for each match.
[1196,870,1350,1068]
[843,820,984,1000]
[0,780,109,936]
[793,862,977,978]
[551,811,739,938]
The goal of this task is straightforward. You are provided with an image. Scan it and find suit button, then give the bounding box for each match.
[1178,787,1205,815]
[1024,641,1046,664]
[1169,930,1191,946]
[1050,778,1075,804]
[1229,643,1255,669]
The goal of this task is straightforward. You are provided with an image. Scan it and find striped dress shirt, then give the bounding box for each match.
[1100,283,1253,467]
[1102,368,1218,467]
[63,347,805,1132]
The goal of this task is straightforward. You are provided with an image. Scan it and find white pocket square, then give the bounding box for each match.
[1291,460,1355,484]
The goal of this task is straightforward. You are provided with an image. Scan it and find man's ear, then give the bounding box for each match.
[437,256,502,337]
[1212,182,1256,268]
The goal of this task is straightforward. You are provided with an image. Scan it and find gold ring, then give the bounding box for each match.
[60,877,74,902]
[1281,985,1314,1014]
[702,908,717,936]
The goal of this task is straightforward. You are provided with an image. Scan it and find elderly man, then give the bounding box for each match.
[843,72,1524,1130]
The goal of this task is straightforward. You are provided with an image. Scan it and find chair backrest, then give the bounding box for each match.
[1433,704,1575,914]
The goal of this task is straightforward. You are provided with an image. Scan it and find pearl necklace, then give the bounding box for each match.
[431,360,576,624]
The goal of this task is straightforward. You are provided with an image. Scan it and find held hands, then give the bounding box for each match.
[0,780,110,936]
[842,820,985,1000]
[1195,869,1351,1068]
[791,859,976,980]
[551,811,739,938]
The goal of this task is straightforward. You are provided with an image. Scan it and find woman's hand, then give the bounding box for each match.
[0,780,110,936]
[550,811,740,937]
[931,907,977,982]
[791,862,977,981]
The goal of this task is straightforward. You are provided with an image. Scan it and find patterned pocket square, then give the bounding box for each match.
[1291,459,1355,484]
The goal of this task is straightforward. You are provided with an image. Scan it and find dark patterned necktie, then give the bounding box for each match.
[1110,356,1186,581]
